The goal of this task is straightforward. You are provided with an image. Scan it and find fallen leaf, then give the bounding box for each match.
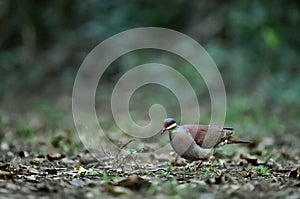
[24,175,38,182]
[104,185,132,196]
[47,153,65,161]
[115,174,151,191]
[75,165,87,175]
[28,168,39,174]
[18,151,30,158]
[240,154,266,165]
[0,170,13,180]
[9,156,22,170]
[70,178,85,187]
[30,157,47,164]
[289,167,300,179]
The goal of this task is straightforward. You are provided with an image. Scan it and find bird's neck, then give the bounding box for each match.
[168,126,179,141]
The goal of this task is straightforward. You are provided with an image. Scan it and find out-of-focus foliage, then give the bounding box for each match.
[0,0,193,99]
[0,0,300,137]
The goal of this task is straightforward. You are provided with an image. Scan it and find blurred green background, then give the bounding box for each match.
[0,0,299,149]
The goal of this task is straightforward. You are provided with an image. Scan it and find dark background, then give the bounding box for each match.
[0,0,299,148]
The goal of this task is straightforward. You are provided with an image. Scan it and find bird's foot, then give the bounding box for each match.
[172,154,179,166]
[172,156,187,166]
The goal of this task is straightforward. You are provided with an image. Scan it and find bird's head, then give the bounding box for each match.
[161,118,177,134]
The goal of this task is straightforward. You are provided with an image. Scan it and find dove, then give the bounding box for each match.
[161,118,250,170]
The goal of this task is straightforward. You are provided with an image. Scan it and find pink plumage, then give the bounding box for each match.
[161,118,250,169]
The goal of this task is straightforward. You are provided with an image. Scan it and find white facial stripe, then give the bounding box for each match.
[166,122,177,130]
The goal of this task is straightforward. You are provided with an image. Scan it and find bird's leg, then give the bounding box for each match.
[195,159,209,170]
[175,154,179,165]
[195,160,204,170]
[172,154,179,166]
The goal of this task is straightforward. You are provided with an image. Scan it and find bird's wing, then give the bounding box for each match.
[182,125,235,148]
[182,125,207,146]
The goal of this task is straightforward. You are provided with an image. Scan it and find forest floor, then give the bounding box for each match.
[0,133,299,199]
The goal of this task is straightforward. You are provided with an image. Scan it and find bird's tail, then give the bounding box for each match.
[216,134,251,147]
[226,136,251,144]
[221,128,250,144]
[214,128,251,147]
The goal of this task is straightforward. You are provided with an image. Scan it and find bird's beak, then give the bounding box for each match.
[161,127,167,135]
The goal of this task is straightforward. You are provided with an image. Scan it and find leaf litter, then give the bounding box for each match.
[0,136,299,198]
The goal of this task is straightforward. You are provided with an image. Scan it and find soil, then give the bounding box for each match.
[0,136,299,199]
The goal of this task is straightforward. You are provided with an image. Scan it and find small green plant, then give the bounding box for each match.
[143,171,149,175]
[102,171,110,185]
[165,163,173,172]
[254,166,271,176]
[88,188,102,197]
[18,125,34,140]
[147,183,158,195]
[84,169,100,176]
[167,180,178,195]
[35,148,42,155]
[202,167,212,176]
[129,148,137,154]
[158,172,169,178]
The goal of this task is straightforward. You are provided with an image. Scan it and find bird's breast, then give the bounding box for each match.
[169,128,213,161]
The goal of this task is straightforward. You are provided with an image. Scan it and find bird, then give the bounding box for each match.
[161,118,250,170]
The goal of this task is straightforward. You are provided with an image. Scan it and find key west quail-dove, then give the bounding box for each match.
[161,118,250,170]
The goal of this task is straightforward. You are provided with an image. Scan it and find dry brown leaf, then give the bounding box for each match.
[115,174,151,191]
[47,153,65,161]
[104,185,132,196]
[30,157,47,164]
[289,167,300,179]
